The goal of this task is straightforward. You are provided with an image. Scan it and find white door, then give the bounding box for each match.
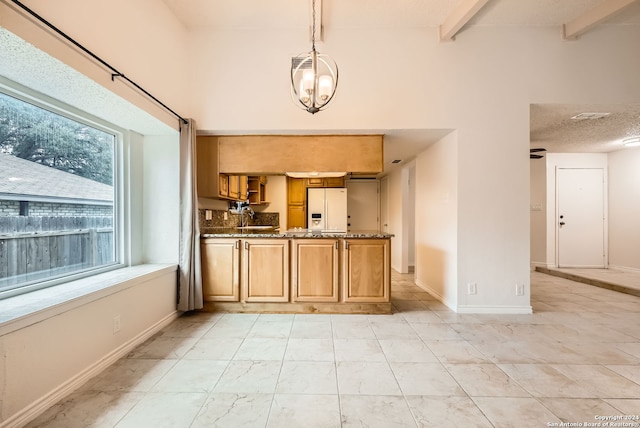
[557,168,605,268]
[346,180,379,231]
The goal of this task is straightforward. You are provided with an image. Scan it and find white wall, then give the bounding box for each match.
[543,153,608,267]
[408,164,416,269]
[608,147,640,271]
[0,267,178,427]
[142,135,180,263]
[258,175,288,231]
[387,167,406,272]
[414,133,458,309]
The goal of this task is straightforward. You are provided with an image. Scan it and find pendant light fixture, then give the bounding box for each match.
[291,0,338,114]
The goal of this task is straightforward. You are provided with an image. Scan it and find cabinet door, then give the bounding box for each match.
[219,174,229,198]
[196,136,220,198]
[201,239,240,301]
[292,239,339,302]
[287,177,306,205]
[242,239,290,302]
[324,177,345,187]
[305,177,324,187]
[239,175,249,201]
[288,205,306,229]
[228,175,240,199]
[342,239,390,302]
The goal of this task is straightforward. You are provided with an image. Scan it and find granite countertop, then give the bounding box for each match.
[200,227,393,239]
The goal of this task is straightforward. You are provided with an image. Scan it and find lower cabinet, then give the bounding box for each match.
[342,239,390,303]
[201,237,390,307]
[242,239,290,302]
[201,238,240,301]
[292,239,339,302]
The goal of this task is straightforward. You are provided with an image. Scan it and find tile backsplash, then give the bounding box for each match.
[198,209,279,230]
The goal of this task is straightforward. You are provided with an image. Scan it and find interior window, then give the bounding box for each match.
[0,90,118,298]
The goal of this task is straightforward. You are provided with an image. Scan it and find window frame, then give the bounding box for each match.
[0,79,128,299]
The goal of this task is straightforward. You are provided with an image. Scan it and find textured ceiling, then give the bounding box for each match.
[162,0,640,29]
[531,104,640,153]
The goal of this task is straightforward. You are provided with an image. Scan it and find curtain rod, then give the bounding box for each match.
[10,0,188,125]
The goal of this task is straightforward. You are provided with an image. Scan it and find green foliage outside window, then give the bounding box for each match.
[0,92,113,185]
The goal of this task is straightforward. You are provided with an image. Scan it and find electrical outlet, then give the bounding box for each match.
[467,283,477,295]
[113,315,121,334]
[205,210,213,220]
[223,211,228,220]
[516,284,524,296]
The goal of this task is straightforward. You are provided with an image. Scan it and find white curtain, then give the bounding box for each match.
[178,119,203,311]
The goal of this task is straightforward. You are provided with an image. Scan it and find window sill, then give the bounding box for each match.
[0,264,177,336]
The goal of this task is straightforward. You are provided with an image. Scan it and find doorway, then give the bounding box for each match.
[346,179,379,231]
[556,167,606,268]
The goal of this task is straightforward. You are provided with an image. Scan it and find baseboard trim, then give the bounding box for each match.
[414,278,457,312]
[456,305,533,314]
[1,310,180,428]
[608,264,640,273]
[530,261,554,271]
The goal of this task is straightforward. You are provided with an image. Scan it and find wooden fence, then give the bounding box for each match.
[0,216,113,289]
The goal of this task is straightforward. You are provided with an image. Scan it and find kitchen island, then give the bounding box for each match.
[200,229,392,314]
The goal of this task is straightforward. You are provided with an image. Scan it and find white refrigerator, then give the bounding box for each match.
[307,188,348,232]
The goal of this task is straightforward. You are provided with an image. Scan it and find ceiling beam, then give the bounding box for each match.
[439,0,491,42]
[563,0,638,40]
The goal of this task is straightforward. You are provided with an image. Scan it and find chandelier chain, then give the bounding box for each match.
[311,0,317,51]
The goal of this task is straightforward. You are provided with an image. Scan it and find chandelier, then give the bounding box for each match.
[290,0,338,114]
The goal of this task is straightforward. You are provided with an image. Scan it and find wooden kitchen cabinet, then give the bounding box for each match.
[292,239,339,302]
[305,177,345,187]
[218,174,229,198]
[197,136,226,199]
[342,239,390,303]
[288,205,306,229]
[228,175,239,199]
[196,136,249,202]
[226,175,248,201]
[239,175,248,200]
[287,177,306,205]
[287,177,307,229]
[201,238,240,301]
[248,176,268,205]
[242,239,290,302]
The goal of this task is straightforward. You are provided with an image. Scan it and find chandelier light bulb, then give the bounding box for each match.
[318,75,333,101]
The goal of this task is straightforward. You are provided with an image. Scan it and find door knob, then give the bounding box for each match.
[559,222,565,226]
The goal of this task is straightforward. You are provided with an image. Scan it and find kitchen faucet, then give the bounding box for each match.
[240,204,254,227]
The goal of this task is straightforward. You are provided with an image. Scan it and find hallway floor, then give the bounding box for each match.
[25,271,640,428]
[537,266,640,297]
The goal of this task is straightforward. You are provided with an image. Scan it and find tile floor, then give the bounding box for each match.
[25,271,640,428]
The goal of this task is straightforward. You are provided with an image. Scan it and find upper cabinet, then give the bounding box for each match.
[248,176,268,205]
[196,136,249,202]
[305,177,345,188]
[197,134,381,203]
[218,135,383,175]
